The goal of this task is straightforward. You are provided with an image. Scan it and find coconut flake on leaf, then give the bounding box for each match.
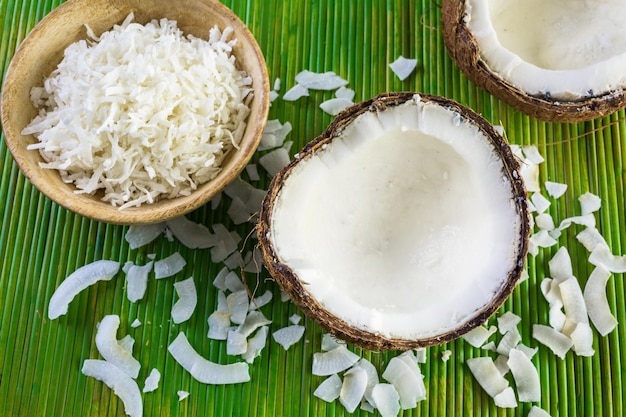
[177,390,190,401]
[320,98,353,116]
[282,84,309,101]
[462,325,498,348]
[212,267,230,291]
[237,311,272,337]
[532,324,573,359]
[49,260,120,319]
[125,261,153,303]
[314,374,343,402]
[289,314,302,325]
[493,387,517,408]
[259,148,291,178]
[295,70,349,90]
[142,368,161,393]
[497,312,522,334]
[227,290,250,325]
[312,346,360,376]
[558,213,596,231]
[168,332,250,384]
[125,223,166,249]
[207,311,231,340]
[389,56,418,81]
[241,326,269,363]
[496,327,522,356]
[171,277,197,324]
[466,357,510,398]
[588,244,626,273]
[534,213,555,231]
[339,367,368,413]
[272,325,305,350]
[224,270,245,293]
[382,356,426,409]
[246,164,260,181]
[95,315,141,379]
[335,86,356,101]
[371,383,401,417]
[249,290,273,311]
[82,359,143,417]
[321,333,346,351]
[118,334,135,354]
[545,181,567,198]
[584,265,618,336]
[579,192,601,215]
[528,406,553,417]
[226,330,248,356]
[530,192,550,214]
[165,216,216,249]
[353,358,379,406]
[154,252,186,279]
[521,146,544,164]
[507,348,540,402]
[529,230,558,249]
[576,227,609,252]
[548,246,574,282]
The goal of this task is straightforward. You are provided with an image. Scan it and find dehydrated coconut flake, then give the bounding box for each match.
[165,216,216,249]
[168,332,250,384]
[177,390,190,401]
[48,260,120,319]
[154,252,186,279]
[320,98,353,116]
[82,359,142,417]
[544,181,567,198]
[528,406,552,417]
[171,277,197,324]
[312,346,360,376]
[579,192,601,215]
[462,325,497,348]
[371,384,401,417]
[272,325,305,350]
[507,348,540,402]
[95,315,141,379]
[584,265,618,336]
[142,368,161,393]
[314,374,342,402]
[389,56,417,80]
[125,223,165,249]
[466,357,510,398]
[24,17,252,209]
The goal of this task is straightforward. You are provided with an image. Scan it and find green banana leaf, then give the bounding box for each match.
[1,0,624,416]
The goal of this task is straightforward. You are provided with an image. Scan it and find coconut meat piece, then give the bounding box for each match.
[270,98,522,340]
[465,0,626,100]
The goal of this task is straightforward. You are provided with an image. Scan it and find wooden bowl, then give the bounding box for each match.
[1,0,270,224]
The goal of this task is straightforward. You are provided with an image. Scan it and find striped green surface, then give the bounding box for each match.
[1,1,625,416]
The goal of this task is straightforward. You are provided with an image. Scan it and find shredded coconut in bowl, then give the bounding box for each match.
[22,13,253,209]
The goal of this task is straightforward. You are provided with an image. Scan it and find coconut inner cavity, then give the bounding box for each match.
[270,99,521,339]
[466,0,626,99]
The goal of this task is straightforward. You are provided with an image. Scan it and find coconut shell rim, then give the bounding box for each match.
[441,0,626,123]
[257,92,530,351]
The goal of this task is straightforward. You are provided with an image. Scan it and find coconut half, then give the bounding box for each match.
[442,0,626,122]
[257,93,529,350]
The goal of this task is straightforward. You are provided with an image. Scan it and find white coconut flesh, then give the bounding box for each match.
[465,0,626,100]
[269,97,522,340]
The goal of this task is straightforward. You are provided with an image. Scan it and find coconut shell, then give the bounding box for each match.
[257,92,530,351]
[441,0,626,123]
